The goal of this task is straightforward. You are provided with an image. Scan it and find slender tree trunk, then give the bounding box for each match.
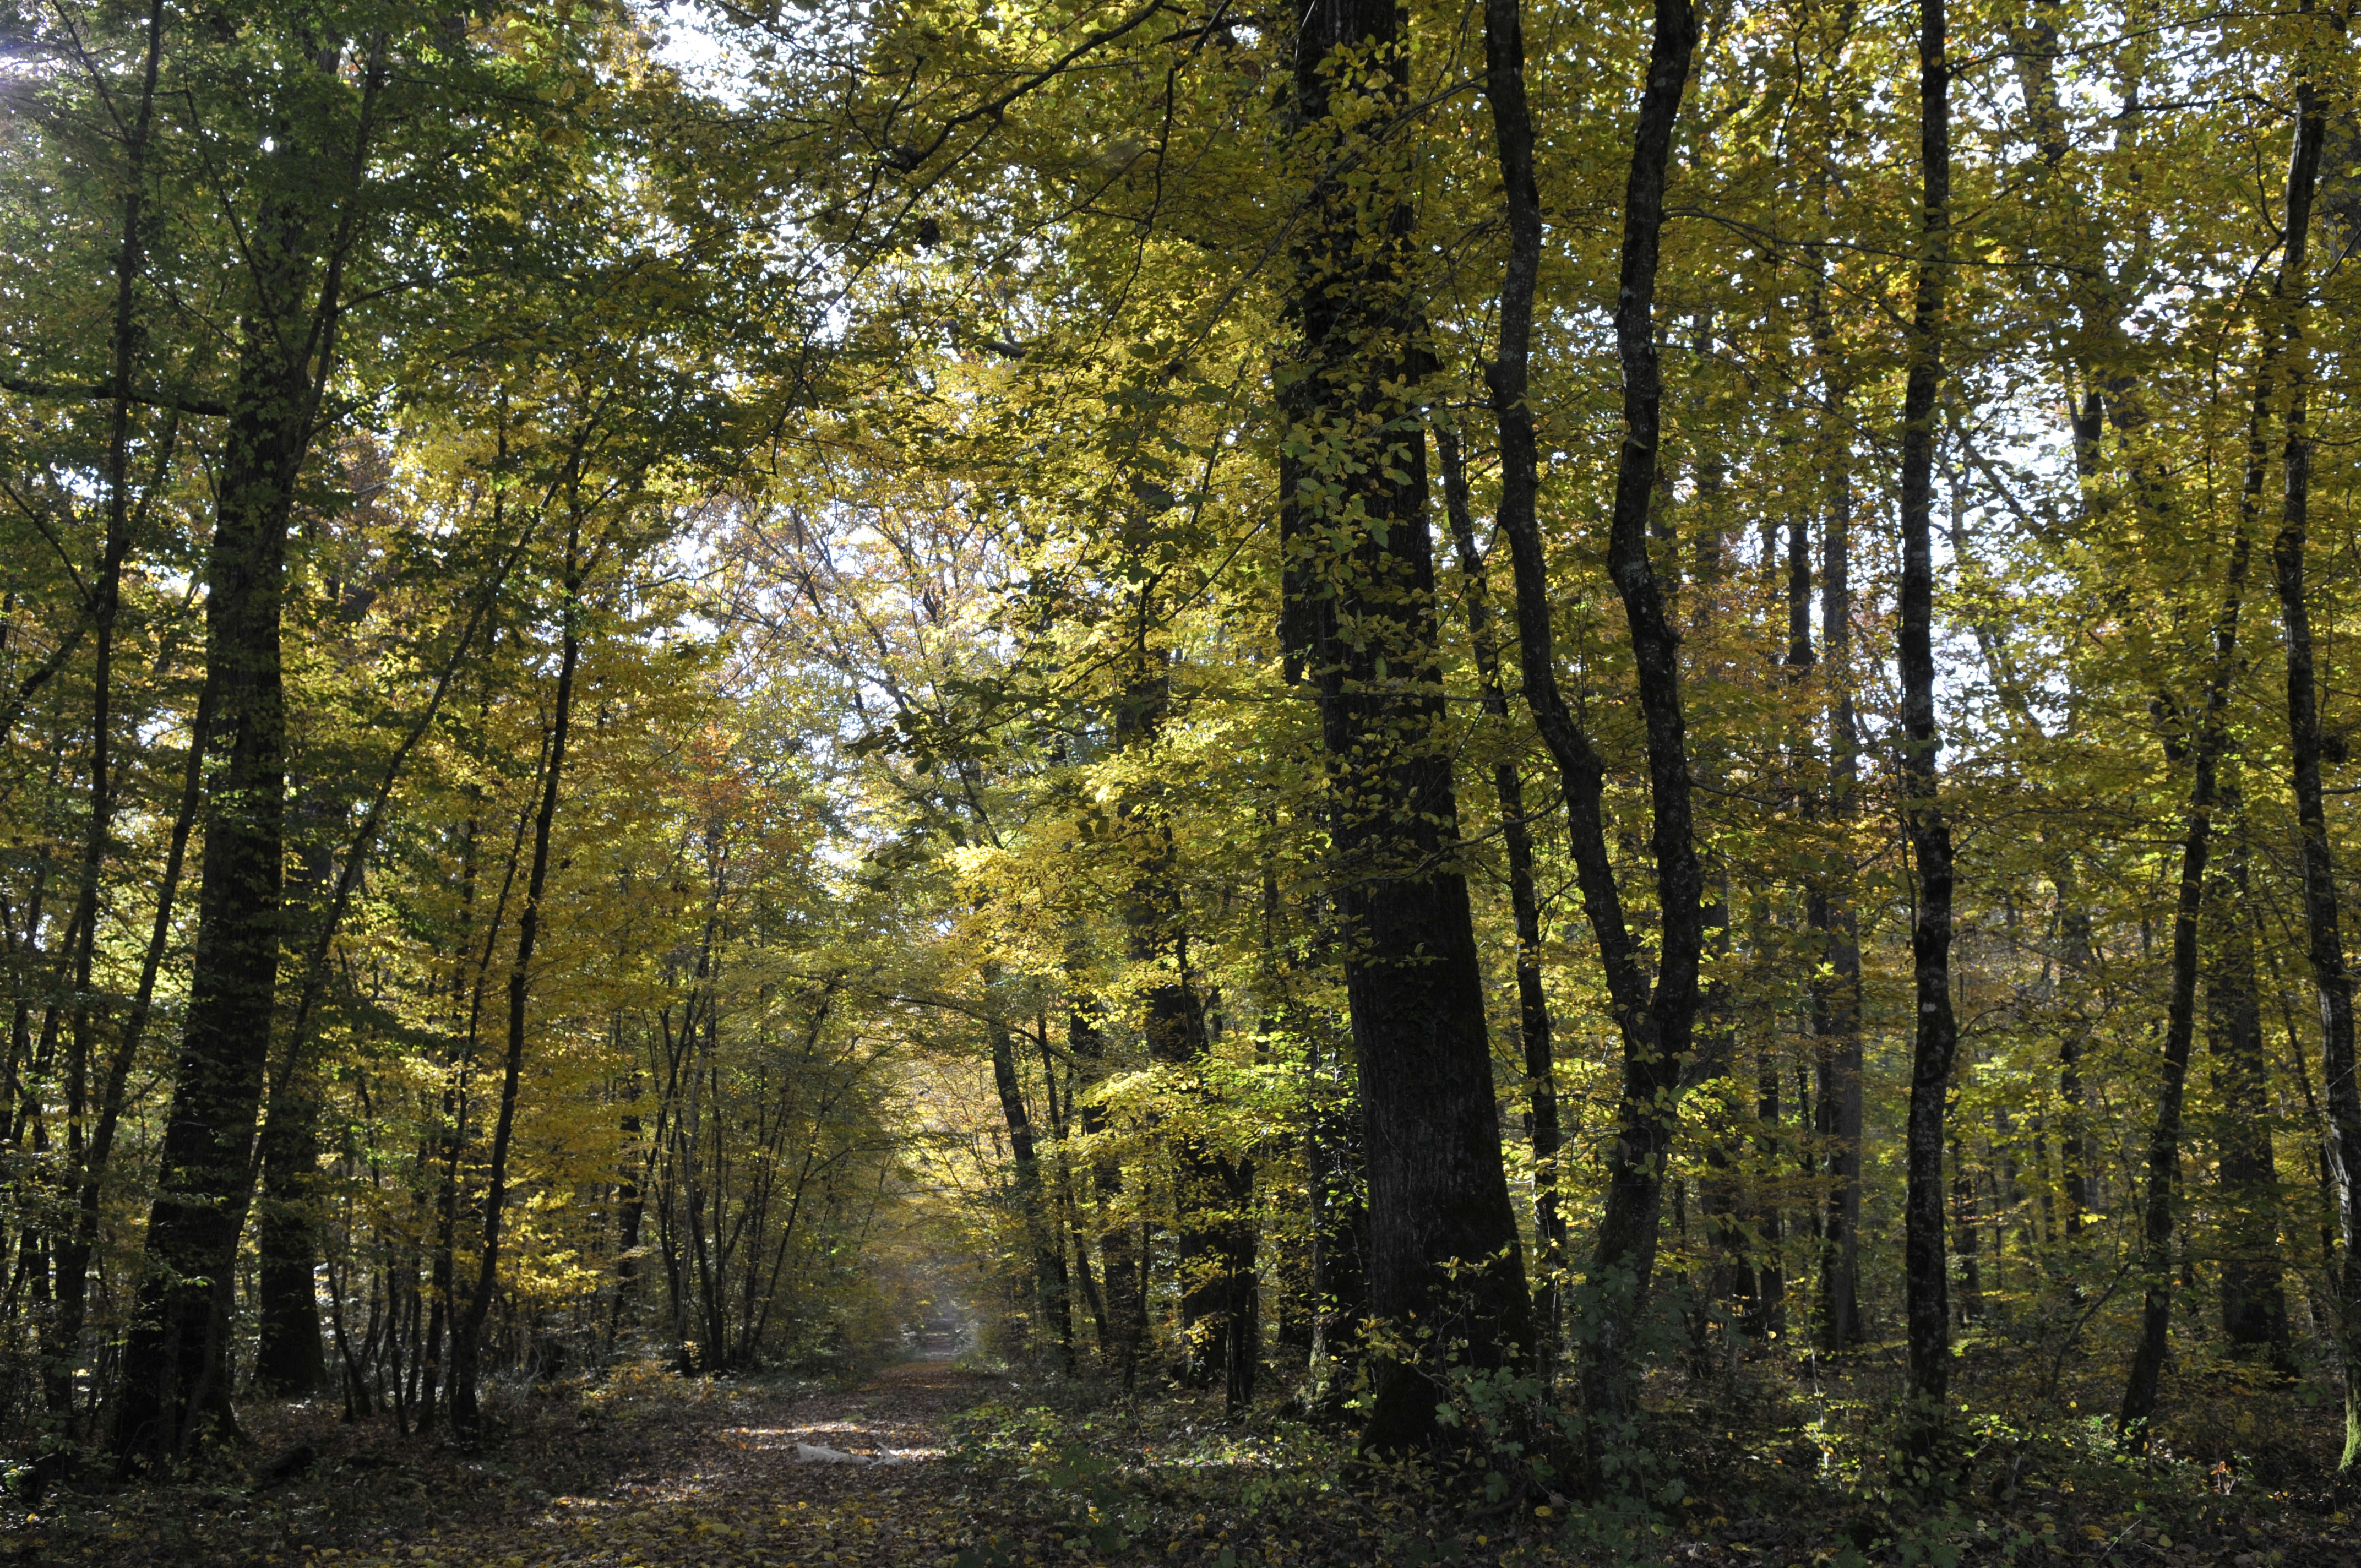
[44,0,167,1439]
[451,523,582,1435]
[1691,881,1743,1366]
[610,1107,648,1349]
[425,794,513,1433]
[2206,794,2292,1371]
[2054,896,2098,1235]
[1069,1000,1138,1376]
[2265,38,2361,1469]
[1042,1028,1107,1355]
[1951,1143,1979,1324]
[1748,1046,1786,1338]
[1809,402,1864,1349]
[1480,0,1700,1456]
[2116,296,2265,1448]
[1897,0,1958,1461]
[1437,426,1564,1382]
[1115,646,1231,1390]
[56,631,203,1445]
[1301,1019,1368,1396]
[988,1004,1071,1371]
[252,509,521,1397]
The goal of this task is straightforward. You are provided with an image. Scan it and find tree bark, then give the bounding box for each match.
[1807,369,1864,1349]
[2264,33,2361,1468]
[1897,0,1957,1461]
[252,786,337,1396]
[1437,425,1564,1382]
[44,0,167,1441]
[2205,794,2292,1371]
[1285,0,1531,1456]
[450,521,582,1435]
[2115,279,2266,1449]
[112,37,387,1468]
[1479,0,1700,1453]
[988,1003,1071,1371]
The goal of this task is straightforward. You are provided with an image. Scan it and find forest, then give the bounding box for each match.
[1,0,2359,1562]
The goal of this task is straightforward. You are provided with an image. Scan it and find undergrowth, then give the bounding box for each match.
[942,1351,2360,1567]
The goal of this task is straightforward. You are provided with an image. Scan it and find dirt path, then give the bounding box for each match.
[2,1361,1007,1568]
[395,1360,998,1568]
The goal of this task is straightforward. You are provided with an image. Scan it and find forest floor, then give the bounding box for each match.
[0,1357,988,1568]
[5,1357,2359,1568]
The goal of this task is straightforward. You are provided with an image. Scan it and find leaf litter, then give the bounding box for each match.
[9,1360,2360,1567]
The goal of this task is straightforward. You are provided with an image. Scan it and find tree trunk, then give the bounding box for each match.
[1437,426,1564,1382]
[1479,0,1701,1455]
[2054,901,2096,1235]
[252,788,337,1396]
[1042,1027,1108,1358]
[1116,646,1236,1392]
[425,790,521,1433]
[2205,794,2292,1371]
[1897,0,1957,1463]
[1748,1047,1786,1339]
[988,1004,1071,1371]
[111,349,302,1466]
[1800,302,1864,1351]
[1282,0,1532,1457]
[2265,46,2361,1470]
[253,502,520,1398]
[111,35,385,1472]
[2115,291,2264,1449]
[1069,1000,1139,1378]
[1304,1021,1368,1403]
[1951,1144,1979,1325]
[451,522,582,1435]
[44,0,167,1442]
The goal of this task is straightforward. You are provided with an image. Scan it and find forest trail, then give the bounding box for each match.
[1,1361,1006,1568]
[395,1359,998,1568]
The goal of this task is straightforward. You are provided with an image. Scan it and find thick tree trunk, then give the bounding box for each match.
[1897,0,1957,1462]
[2266,50,2361,1471]
[111,352,302,1467]
[1480,0,1700,1454]
[1284,0,1530,1456]
[112,36,384,1472]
